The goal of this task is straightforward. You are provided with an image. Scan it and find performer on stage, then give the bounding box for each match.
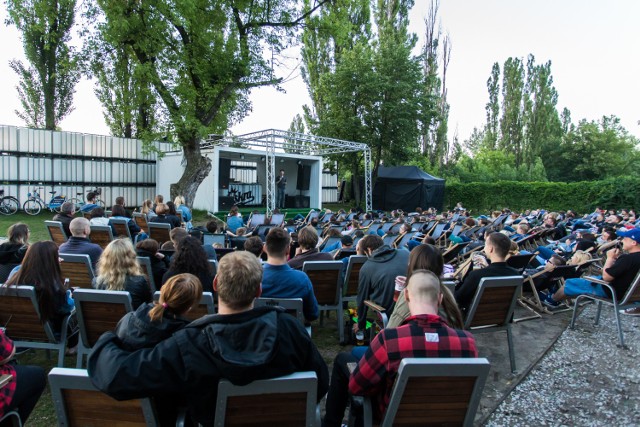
[276,169,287,208]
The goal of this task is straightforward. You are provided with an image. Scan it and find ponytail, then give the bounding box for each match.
[148,273,203,323]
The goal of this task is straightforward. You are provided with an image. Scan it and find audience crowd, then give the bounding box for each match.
[1,195,640,425]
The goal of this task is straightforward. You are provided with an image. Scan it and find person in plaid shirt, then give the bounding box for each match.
[323,270,478,427]
[0,329,46,423]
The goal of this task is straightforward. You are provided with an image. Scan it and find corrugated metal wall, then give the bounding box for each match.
[0,125,172,208]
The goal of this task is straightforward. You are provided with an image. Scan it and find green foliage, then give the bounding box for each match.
[448,148,547,183]
[6,0,81,130]
[445,177,640,213]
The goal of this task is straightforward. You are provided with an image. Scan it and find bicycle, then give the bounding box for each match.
[0,189,19,216]
[22,187,68,216]
[69,187,106,212]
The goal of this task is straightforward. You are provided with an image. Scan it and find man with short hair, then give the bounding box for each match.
[244,236,264,258]
[323,271,478,427]
[546,228,640,313]
[354,234,410,335]
[275,169,286,209]
[114,196,132,218]
[53,201,76,237]
[89,251,328,425]
[80,192,99,213]
[288,226,333,270]
[455,232,520,314]
[59,217,103,269]
[262,228,319,322]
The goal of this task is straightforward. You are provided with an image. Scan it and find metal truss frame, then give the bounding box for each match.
[204,129,372,215]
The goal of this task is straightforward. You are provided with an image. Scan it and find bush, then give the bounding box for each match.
[445,177,640,213]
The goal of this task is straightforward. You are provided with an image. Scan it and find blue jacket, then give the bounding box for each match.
[261,263,319,321]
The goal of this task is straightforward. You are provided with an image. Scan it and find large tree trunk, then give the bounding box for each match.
[169,141,212,208]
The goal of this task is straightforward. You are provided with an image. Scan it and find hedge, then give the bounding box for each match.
[444,177,640,214]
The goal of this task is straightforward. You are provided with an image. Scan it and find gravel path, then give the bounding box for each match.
[487,303,640,426]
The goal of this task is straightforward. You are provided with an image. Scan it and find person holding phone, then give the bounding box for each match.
[275,169,286,209]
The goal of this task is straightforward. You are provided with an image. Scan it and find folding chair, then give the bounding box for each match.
[59,253,95,289]
[255,297,310,336]
[110,218,139,242]
[89,225,114,249]
[343,255,367,304]
[215,372,319,427]
[45,220,68,245]
[49,368,159,426]
[570,270,640,348]
[137,256,158,293]
[148,222,172,245]
[442,241,471,264]
[519,265,578,318]
[359,358,490,427]
[153,291,215,321]
[133,212,150,234]
[464,276,522,373]
[73,289,133,368]
[0,285,75,367]
[303,261,344,343]
[394,232,417,250]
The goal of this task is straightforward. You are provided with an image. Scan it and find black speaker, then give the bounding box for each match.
[219,158,231,189]
[296,164,311,191]
[294,195,310,208]
[219,196,235,210]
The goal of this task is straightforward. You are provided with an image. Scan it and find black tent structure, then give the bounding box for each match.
[373,166,445,212]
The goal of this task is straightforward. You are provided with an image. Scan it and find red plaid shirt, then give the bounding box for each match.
[0,331,17,415]
[348,314,478,418]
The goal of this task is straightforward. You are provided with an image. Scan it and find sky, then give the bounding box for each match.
[0,0,638,142]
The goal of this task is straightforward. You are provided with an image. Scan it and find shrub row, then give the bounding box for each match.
[444,177,640,214]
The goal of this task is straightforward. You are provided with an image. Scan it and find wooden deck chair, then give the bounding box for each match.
[133,212,150,234]
[359,358,490,427]
[0,285,75,367]
[110,218,136,242]
[428,223,447,240]
[153,291,215,321]
[381,234,398,247]
[442,241,471,264]
[570,270,640,348]
[148,222,172,246]
[506,253,536,274]
[49,368,159,426]
[394,232,417,250]
[302,261,344,343]
[89,225,114,249]
[45,220,68,246]
[255,297,310,336]
[365,223,383,236]
[214,371,319,427]
[464,276,522,373]
[136,256,157,293]
[343,255,368,304]
[59,253,95,289]
[73,289,133,368]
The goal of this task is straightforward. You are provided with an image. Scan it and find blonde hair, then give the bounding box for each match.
[570,250,592,265]
[95,238,143,291]
[148,273,202,322]
[141,199,153,214]
[216,251,262,310]
[174,196,185,207]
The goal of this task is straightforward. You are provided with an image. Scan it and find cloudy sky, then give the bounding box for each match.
[0,0,638,142]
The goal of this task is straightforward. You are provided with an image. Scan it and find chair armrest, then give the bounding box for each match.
[364,300,385,312]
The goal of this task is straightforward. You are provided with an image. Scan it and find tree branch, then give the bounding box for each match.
[241,0,331,30]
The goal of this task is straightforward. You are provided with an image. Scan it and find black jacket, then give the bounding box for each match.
[0,242,27,264]
[88,306,329,425]
[93,275,152,310]
[114,303,190,351]
[455,262,520,313]
[52,213,74,237]
[136,249,169,289]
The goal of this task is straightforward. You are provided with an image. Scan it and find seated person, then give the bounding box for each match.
[161,227,188,251]
[544,228,640,307]
[226,205,244,234]
[244,236,264,259]
[109,205,147,241]
[52,201,76,237]
[88,251,329,425]
[136,238,170,288]
[0,223,30,265]
[152,203,181,229]
[322,271,477,427]
[59,217,103,270]
[80,191,99,213]
[288,226,333,270]
[88,207,110,227]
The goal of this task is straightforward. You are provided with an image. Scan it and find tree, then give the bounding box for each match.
[6,0,80,129]
[92,0,329,206]
[485,62,500,149]
[499,57,526,166]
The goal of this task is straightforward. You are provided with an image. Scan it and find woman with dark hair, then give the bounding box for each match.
[4,241,74,333]
[0,223,30,266]
[109,204,146,240]
[152,203,181,229]
[136,239,170,289]
[162,236,214,293]
[89,207,110,226]
[387,244,463,329]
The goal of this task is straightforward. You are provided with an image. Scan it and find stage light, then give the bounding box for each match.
[280,159,284,163]
[240,154,245,160]
[297,160,302,165]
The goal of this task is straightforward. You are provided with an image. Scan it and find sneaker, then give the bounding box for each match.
[619,307,640,316]
[542,295,560,308]
[537,290,548,301]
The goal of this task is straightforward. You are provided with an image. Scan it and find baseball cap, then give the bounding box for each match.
[616,228,640,243]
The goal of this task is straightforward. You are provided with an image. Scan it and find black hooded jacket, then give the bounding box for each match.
[88,306,329,425]
[114,302,190,351]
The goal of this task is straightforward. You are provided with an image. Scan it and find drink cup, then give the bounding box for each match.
[394,275,407,301]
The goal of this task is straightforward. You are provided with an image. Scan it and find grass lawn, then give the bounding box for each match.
[0,203,354,425]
